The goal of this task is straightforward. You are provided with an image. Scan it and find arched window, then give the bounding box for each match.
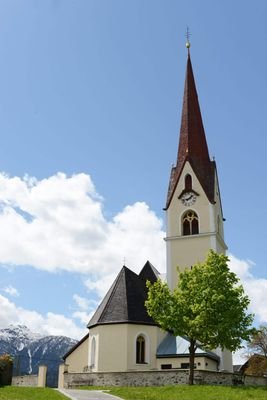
[185,174,192,190]
[182,211,199,236]
[90,337,96,368]
[136,335,145,364]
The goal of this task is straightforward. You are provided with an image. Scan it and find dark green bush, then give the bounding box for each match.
[0,354,13,386]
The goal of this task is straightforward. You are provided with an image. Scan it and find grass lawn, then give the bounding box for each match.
[82,385,267,400]
[0,386,68,400]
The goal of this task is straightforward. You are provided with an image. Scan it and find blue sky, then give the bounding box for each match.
[0,0,267,361]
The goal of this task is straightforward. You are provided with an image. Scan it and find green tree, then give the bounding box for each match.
[145,250,254,385]
[243,325,267,376]
[248,325,267,357]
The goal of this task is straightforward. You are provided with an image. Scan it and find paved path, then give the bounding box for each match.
[57,388,122,400]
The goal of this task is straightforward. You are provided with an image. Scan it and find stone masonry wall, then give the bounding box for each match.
[12,374,38,387]
[64,369,267,388]
[244,375,267,386]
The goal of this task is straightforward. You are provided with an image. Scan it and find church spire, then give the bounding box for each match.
[165,51,215,209]
[177,53,210,171]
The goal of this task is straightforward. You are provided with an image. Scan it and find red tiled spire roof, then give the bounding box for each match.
[165,52,215,209]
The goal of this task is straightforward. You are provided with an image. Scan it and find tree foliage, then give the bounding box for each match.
[0,354,13,386]
[145,250,254,384]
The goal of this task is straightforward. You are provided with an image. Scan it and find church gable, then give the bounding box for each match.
[166,161,215,238]
[166,158,216,211]
[174,161,214,204]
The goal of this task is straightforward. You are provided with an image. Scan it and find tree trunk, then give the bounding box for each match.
[188,339,196,385]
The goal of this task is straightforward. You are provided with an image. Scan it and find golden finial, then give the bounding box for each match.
[185,27,191,51]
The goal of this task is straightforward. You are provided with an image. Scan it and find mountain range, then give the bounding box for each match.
[0,325,77,387]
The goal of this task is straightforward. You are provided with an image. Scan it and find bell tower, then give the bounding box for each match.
[165,49,227,291]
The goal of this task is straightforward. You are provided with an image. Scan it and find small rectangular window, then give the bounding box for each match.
[161,364,172,369]
[181,363,196,369]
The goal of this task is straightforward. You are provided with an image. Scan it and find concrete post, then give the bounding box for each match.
[37,365,47,387]
[58,363,68,388]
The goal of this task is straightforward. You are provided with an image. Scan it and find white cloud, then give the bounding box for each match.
[2,171,267,362]
[72,311,94,326]
[219,254,267,365]
[0,294,85,339]
[229,254,267,324]
[0,171,166,340]
[233,348,248,365]
[73,294,98,310]
[3,285,19,297]
[0,173,165,283]
[85,272,117,298]
[228,254,254,280]
[73,294,91,311]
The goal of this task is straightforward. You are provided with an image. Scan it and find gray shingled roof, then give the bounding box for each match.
[87,262,159,328]
[139,260,160,283]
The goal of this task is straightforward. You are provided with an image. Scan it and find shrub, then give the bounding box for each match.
[0,353,13,386]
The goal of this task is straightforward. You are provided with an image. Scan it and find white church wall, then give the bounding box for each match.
[126,324,164,370]
[215,348,233,372]
[94,324,128,372]
[88,324,166,373]
[166,162,227,290]
[156,356,218,371]
[65,335,89,373]
[166,234,214,289]
[167,162,212,238]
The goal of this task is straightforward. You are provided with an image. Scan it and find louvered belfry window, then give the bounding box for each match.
[182,210,199,235]
[185,174,192,190]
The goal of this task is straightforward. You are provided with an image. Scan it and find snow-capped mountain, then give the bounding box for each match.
[0,325,77,387]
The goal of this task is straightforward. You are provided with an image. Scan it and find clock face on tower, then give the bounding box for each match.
[180,191,197,206]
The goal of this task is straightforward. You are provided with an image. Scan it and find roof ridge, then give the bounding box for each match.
[100,266,129,322]
[123,266,139,318]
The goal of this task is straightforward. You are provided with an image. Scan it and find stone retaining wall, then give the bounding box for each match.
[12,365,48,387]
[12,374,38,387]
[63,369,267,388]
[244,374,267,386]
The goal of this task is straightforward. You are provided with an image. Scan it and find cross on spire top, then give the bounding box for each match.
[185,27,191,52]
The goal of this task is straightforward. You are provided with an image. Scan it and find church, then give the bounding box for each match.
[63,46,233,375]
